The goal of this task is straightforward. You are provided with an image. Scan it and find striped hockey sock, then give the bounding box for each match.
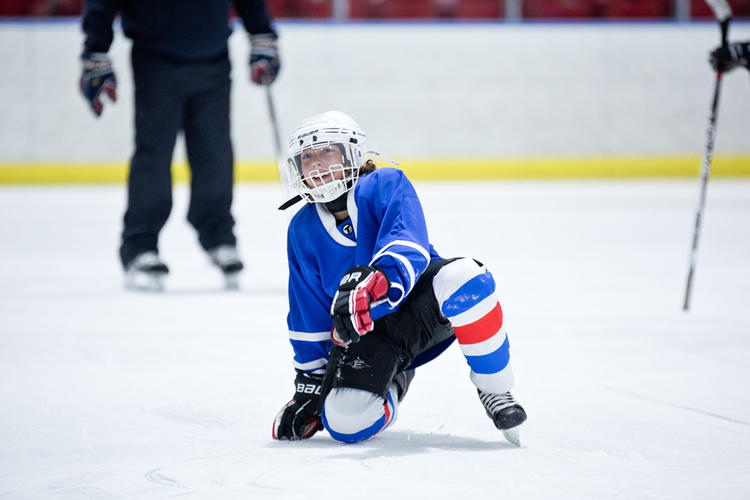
[434,259,514,394]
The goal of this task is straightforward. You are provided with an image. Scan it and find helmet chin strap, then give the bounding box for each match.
[324,192,348,213]
[278,194,302,211]
[277,180,351,212]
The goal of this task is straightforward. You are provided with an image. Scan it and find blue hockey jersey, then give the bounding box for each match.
[286,167,441,375]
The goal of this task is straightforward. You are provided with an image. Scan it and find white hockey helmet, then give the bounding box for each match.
[286,110,367,203]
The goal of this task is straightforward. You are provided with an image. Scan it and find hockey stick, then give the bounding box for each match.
[682,0,732,311]
[263,81,305,210]
[263,83,287,185]
[264,83,304,210]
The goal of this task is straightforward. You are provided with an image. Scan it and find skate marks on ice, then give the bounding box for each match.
[46,452,294,498]
[336,430,520,460]
[267,430,519,461]
[153,408,228,430]
[143,452,296,497]
[144,467,186,491]
[132,434,600,500]
[48,471,120,499]
[602,385,750,427]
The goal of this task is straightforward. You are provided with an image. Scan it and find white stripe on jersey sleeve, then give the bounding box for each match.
[374,250,415,292]
[293,358,327,375]
[289,330,331,342]
[370,239,431,299]
[386,281,405,308]
[372,239,430,263]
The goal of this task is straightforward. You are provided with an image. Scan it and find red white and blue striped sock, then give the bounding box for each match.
[433,258,514,394]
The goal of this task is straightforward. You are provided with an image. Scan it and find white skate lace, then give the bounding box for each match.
[478,390,518,415]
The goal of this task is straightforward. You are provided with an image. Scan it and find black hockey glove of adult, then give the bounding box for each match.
[330,265,390,346]
[709,41,750,72]
[80,52,117,117]
[250,32,281,85]
[272,371,323,441]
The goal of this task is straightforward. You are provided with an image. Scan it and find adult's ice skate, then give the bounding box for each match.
[208,245,244,290]
[124,251,168,292]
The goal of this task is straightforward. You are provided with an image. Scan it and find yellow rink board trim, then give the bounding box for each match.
[0,156,749,184]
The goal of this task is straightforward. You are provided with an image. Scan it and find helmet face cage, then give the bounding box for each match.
[286,114,366,203]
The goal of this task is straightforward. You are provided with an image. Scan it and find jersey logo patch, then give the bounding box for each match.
[341,223,354,235]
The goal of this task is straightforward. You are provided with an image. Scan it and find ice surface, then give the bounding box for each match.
[1,180,749,499]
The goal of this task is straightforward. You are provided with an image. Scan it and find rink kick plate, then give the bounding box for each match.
[1,155,750,184]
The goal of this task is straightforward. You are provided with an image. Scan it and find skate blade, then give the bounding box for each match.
[223,272,240,290]
[502,427,521,447]
[124,270,165,292]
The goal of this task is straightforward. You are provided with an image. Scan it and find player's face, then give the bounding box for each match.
[299,144,346,188]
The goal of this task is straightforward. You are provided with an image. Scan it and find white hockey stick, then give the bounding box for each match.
[705,0,732,25]
[682,0,733,311]
[264,84,304,211]
[264,83,288,187]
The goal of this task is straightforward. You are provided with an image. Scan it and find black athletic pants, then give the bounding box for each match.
[120,46,236,267]
[323,258,460,399]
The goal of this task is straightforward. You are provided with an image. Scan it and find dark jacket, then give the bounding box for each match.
[82,0,274,61]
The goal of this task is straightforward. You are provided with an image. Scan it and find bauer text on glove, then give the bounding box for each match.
[272,371,323,440]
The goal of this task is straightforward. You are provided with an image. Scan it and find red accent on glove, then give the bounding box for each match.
[251,61,274,85]
[331,326,347,347]
[92,81,117,117]
[349,271,389,334]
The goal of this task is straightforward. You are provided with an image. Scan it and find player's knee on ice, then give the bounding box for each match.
[321,385,398,444]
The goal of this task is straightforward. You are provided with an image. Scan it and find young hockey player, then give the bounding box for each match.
[271,111,527,445]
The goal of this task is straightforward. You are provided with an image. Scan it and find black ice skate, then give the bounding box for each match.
[124,251,169,292]
[207,245,244,290]
[477,389,527,447]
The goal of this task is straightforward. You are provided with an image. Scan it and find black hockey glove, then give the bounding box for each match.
[80,52,117,117]
[330,265,390,346]
[709,41,750,72]
[250,32,281,85]
[272,371,323,441]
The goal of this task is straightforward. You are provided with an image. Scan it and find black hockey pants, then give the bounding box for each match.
[322,258,460,400]
[120,46,236,267]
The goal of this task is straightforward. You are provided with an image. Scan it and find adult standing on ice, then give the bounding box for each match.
[79,0,281,291]
[271,111,527,445]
